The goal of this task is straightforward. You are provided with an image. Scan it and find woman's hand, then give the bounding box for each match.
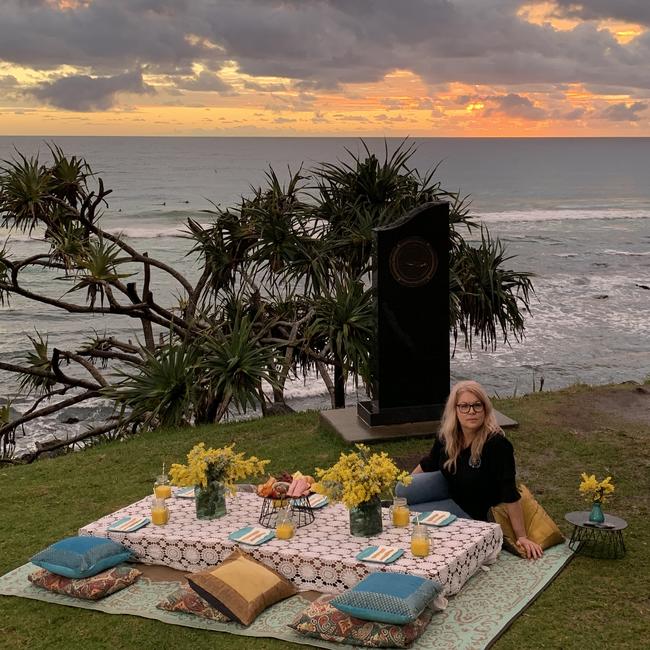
[516,536,543,560]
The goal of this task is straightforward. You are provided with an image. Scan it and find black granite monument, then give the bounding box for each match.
[357,201,450,426]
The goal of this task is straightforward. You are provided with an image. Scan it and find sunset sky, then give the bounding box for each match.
[1,0,650,136]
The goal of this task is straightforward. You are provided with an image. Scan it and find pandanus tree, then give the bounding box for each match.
[0,140,533,462]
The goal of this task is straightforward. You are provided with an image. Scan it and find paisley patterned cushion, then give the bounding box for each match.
[289,594,434,648]
[28,566,141,601]
[156,584,230,622]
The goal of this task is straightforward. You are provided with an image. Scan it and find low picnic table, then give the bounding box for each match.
[80,491,502,596]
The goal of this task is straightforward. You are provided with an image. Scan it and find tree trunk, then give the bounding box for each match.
[334,362,345,408]
[317,360,336,408]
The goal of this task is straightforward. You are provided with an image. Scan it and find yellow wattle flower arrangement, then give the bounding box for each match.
[313,443,412,509]
[579,472,615,504]
[170,442,269,493]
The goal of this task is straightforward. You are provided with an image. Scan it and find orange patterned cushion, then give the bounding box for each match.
[156,584,230,622]
[289,594,434,648]
[28,566,141,600]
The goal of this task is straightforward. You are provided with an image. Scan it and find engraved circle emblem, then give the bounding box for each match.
[389,237,438,287]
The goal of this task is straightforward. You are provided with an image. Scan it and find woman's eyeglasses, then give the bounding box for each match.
[456,402,484,414]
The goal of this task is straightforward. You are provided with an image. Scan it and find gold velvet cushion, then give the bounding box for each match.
[490,484,565,557]
[187,548,297,625]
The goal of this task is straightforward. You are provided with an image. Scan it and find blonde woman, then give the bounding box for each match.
[398,380,543,560]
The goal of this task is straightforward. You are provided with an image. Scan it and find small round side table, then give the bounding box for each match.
[565,511,627,559]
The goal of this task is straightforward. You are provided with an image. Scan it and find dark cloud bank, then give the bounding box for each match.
[1,1,649,113]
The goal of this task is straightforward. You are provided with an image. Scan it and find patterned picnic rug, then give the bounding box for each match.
[0,543,574,650]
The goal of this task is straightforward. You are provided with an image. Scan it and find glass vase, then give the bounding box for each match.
[588,501,605,524]
[349,496,383,536]
[194,480,227,520]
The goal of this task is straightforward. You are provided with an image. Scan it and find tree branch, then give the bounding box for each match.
[77,349,143,366]
[55,349,108,387]
[0,361,100,391]
[18,419,126,464]
[0,389,100,441]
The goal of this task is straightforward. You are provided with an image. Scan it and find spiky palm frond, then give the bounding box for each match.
[48,221,88,271]
[451,228,535,351]
[0,153,55,234]
[69,237,133,307]
[314,139,421,225]
[104,342,201,429]
[201,311,279,419]
[48,143,91,209]
[312,140,461,281]
[18,331,56,395]
[307,277,374,385]
[246,170,307,278]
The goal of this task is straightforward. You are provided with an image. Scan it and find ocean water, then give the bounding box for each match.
[1,137,649,454]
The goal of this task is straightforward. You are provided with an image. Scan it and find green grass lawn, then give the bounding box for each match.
[1,383,648,649]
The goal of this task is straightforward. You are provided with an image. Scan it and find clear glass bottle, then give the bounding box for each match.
[275,507,295,540]
[390,496,410,527]
[154,463,172,499]
[151,496,170,526]
[410,520,431,557]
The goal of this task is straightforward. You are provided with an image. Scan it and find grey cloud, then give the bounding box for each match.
[176,71,231,92]
[33,70,154,111]
[243,81,288,92]
[0,0,204,70]
[561,107,587,120]
[485,93,547,120]
[1,0,650,103]
[599,101,648,121]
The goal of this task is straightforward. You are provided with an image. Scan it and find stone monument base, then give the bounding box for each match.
[320,406,518,444]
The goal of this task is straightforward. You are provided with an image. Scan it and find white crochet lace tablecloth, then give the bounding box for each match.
[79,492,502,596]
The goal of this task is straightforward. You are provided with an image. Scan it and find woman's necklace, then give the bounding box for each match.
[463,435,481,468]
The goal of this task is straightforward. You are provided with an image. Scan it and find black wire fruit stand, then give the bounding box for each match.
[258,482,315,528]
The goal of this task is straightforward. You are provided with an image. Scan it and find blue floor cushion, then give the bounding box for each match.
[31,536,133,579]
[330,572,441,625]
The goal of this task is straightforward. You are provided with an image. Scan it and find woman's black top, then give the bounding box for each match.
[419,434,521,521]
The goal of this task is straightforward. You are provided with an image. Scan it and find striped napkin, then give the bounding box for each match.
[356,545,403,564]
[175,487,195,498]
[307,494,328,509]
[416,511,457,526]
[107,516,150,533]
[228,526,275,546]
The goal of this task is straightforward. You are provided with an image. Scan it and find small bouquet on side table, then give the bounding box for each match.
[170,443,269,520]
[579,472,615,524]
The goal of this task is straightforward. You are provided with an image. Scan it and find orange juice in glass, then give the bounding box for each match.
[410,522,430,557]
[151,497,170,525]
[390,497,410,527]
[154,463,172,499]
[275,508,295,540]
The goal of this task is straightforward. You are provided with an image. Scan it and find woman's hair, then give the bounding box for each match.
[438,380,502,473]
